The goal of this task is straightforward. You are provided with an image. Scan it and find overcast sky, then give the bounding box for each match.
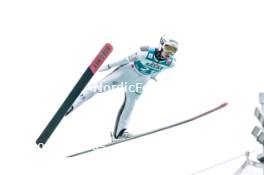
[1,0,264,174]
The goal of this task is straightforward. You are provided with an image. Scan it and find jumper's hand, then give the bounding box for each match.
[99,64,111,72]
[151,76,157,82]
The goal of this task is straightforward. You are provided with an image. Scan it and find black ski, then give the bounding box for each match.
[36,43,113,148]
[67,102,228,157]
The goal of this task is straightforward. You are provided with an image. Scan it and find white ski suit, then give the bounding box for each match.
[70,47,176,138]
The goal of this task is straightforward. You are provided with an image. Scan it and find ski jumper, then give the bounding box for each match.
[71,47,175,138]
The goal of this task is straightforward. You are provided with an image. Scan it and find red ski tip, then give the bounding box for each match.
[89,43,113,74]
[105,43,113,50]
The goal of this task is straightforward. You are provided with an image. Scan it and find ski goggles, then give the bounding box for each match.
[163,44,177,54]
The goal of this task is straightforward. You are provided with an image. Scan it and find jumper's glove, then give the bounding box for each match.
[150,75,158,82]
[99,64,112,72]
[151,77,157,82]
[99,58,130,72]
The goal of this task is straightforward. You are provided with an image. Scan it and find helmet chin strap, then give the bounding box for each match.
[155,48,165,60]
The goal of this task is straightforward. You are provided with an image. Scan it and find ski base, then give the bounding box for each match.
[67,102,228,157]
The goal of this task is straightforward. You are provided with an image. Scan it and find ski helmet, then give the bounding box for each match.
[159,35,178,55]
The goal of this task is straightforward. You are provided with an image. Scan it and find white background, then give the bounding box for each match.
[1,0,264,174]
